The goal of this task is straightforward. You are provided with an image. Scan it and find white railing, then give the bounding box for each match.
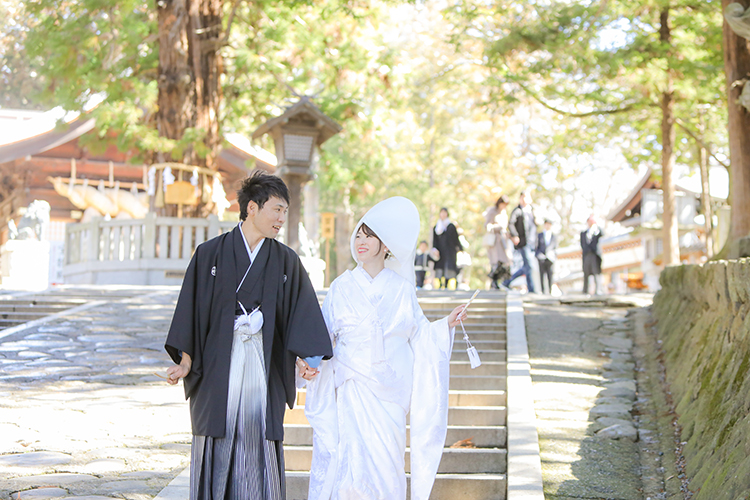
[64,214,236,285]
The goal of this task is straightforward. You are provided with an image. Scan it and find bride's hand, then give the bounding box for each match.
[296,358,319,380]
[448,304,468,328]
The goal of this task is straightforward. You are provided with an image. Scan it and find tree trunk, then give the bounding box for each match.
[660,8,680,267]
[722,0,750,250]
[157,0,194,163]
[156,0,223,216]
[188,0,222,170]
[697,111,714,257]
[157,0,222,167]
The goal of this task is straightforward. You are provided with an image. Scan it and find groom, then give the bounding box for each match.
[165,170,332,499]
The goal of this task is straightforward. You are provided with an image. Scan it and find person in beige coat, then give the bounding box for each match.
[483,195,513,289]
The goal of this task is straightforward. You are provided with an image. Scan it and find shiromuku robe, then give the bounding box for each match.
[164,224,333,440]
[304,266,455,500]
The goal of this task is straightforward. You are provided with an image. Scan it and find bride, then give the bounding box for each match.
[303,197,468,500]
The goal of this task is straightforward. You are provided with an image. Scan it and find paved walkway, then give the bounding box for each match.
[523,294,658,500]
[0,288,192,500]
[0,287,667,500]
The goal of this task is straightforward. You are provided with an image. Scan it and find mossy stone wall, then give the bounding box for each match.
[652,260,750,500]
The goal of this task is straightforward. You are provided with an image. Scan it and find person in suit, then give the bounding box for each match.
[581,214,604,295]
[535,219,558,294]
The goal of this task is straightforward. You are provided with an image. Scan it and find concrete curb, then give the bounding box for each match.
[154,466,189,500]
[506,293,544,499]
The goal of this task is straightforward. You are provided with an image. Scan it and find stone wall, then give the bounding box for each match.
[652,259,750,500]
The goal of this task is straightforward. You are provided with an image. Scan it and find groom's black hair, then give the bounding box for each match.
[237,170,290,221]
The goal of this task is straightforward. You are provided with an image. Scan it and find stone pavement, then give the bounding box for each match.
[1,286,672,500]
[522,294,663,500]
[0,287,192,500]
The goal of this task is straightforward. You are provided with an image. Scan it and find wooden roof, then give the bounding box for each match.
[252,97,342,146]
[607,168,660,223]
[0,108,275,226]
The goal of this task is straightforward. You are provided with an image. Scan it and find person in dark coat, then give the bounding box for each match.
[503,191,537,293]
[431,207,462,289]
[535,219,558,294]
[164,171,333,500]
[581,214,604,295]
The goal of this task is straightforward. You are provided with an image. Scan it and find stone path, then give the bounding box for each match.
[0,288,192,500]
[5,286,667,500]
[523,295,658,500]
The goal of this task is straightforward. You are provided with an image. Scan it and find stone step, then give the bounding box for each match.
[422,309,505,316]
[455,332,506,341]
[295,389,506,407]
[451,349,506,362]
[285,471,507,500]
[0,319,39,326]
[425,313,506,321]
[449,375,507,391]
[0,299,85,306]
[0,305,72,314]
[450,361,506,377]
[284,446,507,474]
[459,340,506,350]
[0,311,66,319]
[284,405,506,427]
[283,424,506,448]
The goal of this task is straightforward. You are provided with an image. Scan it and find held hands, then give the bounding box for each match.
[296,357,319,381]
[448,304,469,328]
[166,352,192,385]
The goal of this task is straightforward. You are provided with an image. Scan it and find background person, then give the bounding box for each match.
[414,240,433,288]
[431,207,462,289]
[483,194,512,289]
[535,219,558,294]
[503,191,537,293]
[581,214,604,295]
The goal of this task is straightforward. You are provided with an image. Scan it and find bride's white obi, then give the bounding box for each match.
[304,267,454,500]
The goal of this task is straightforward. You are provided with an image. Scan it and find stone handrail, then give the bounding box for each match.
[64,214,236,285]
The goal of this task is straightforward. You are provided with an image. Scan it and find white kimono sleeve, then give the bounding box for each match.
[408,296,455,500]
[304,287,339,500]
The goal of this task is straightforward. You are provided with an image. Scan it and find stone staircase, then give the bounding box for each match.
[0,286,171,330]
[285,290,508,500]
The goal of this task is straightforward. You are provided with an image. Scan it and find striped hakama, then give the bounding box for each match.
[190,317,284,500]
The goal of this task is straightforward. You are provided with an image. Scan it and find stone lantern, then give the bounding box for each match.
[252,97,342,251]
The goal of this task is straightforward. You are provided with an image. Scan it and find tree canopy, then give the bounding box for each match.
[0,0,732,281]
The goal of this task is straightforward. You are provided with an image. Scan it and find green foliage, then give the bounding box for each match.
[1,0,728,286]
[442,0,726,177]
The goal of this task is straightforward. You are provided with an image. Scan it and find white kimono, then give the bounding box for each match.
[304,266,455,500]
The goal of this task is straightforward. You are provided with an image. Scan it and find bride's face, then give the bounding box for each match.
[355,228,388,264]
